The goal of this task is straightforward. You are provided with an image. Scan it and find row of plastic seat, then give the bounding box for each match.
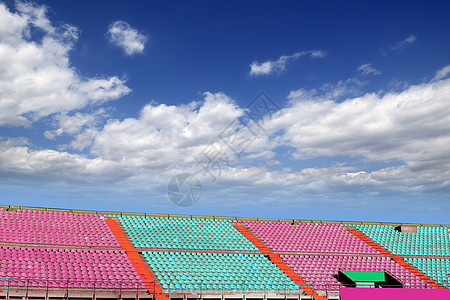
[115,216,258,251]
[0,246,145,289]
[348,224,450,256]
[405,258,450,288]
[0,278,145,289]
[282,254,430,290]
[243,221,379,255]
[143,251,299,290]
[0,209,119,248]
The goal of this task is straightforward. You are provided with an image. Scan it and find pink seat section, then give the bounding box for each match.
[0,209,119,247]
[281,254,432,290]
[243,221,380,255]
[0,246,146,289]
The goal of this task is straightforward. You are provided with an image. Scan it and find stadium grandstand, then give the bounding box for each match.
[0,204,449,300]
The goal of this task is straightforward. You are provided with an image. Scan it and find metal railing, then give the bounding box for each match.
[163,280,309,300]
[2,276,440,300]
[0,277,312,299]
[0,277,156,299]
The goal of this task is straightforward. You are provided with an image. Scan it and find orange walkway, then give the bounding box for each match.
[234,223,327,300]
[346,227,443,289]
[106,218,167,298]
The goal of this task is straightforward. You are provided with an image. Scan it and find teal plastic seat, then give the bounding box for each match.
[143,251,297,291]
[116,215,258,251]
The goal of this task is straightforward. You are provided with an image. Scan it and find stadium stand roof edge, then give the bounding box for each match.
[1,204,448,227]
[213,216,237,221]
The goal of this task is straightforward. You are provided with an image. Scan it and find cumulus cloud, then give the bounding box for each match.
[278,78,450,161]
[0,137,131,184]
[0,2,131,127]
[357,63,381,76]
[107,20,147,55]
[249,50,326,76]
[0,92,245,187]
[44,109,109,140]
[2,73,450,207]
[264,77,450,198]
[76,92,244,165]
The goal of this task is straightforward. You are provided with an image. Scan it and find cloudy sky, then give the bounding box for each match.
[1,0,450,223]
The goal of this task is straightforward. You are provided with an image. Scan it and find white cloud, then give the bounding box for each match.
[382,34,417,56]
[0,2,131,127]
[432,64,450,82]
[391,34,417,51]
[249,50,326,76]
[2,73,450,204]
[80,92,243,165]
[44,109,109,140]
[0,92,245,187]
[0,137,131,184]
[310,50,327,58]
[107,20,147,55]
[357,63,381,76]
[278,78,450,162]
[15,1,54,34]
[288,77,366,102]
[265,77,450,199]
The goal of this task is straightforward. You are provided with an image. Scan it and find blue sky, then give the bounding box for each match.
[1,0,450,223]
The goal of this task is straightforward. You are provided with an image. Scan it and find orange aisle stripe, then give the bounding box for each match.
[106,218,163,294]
[233,223,327,300]
[346,227,444,289]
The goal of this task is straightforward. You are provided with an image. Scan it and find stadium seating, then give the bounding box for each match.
[1,205,449,299]
[348,224,450,256]
[0,246,145,289]
[0,209,119,247]
[143,251,299,290]
[243,221,379,254]
[283,254,431,290]
[405,258,450,289]
[115,215,258,251]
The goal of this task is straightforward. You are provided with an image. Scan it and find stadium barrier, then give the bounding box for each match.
[0,277,321,299]
[0,277,157,299]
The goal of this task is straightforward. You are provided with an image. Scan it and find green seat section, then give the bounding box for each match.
[346,224,450,256]
[405,258,450,288]
[117,216,258,251]
[143,251,299,291]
